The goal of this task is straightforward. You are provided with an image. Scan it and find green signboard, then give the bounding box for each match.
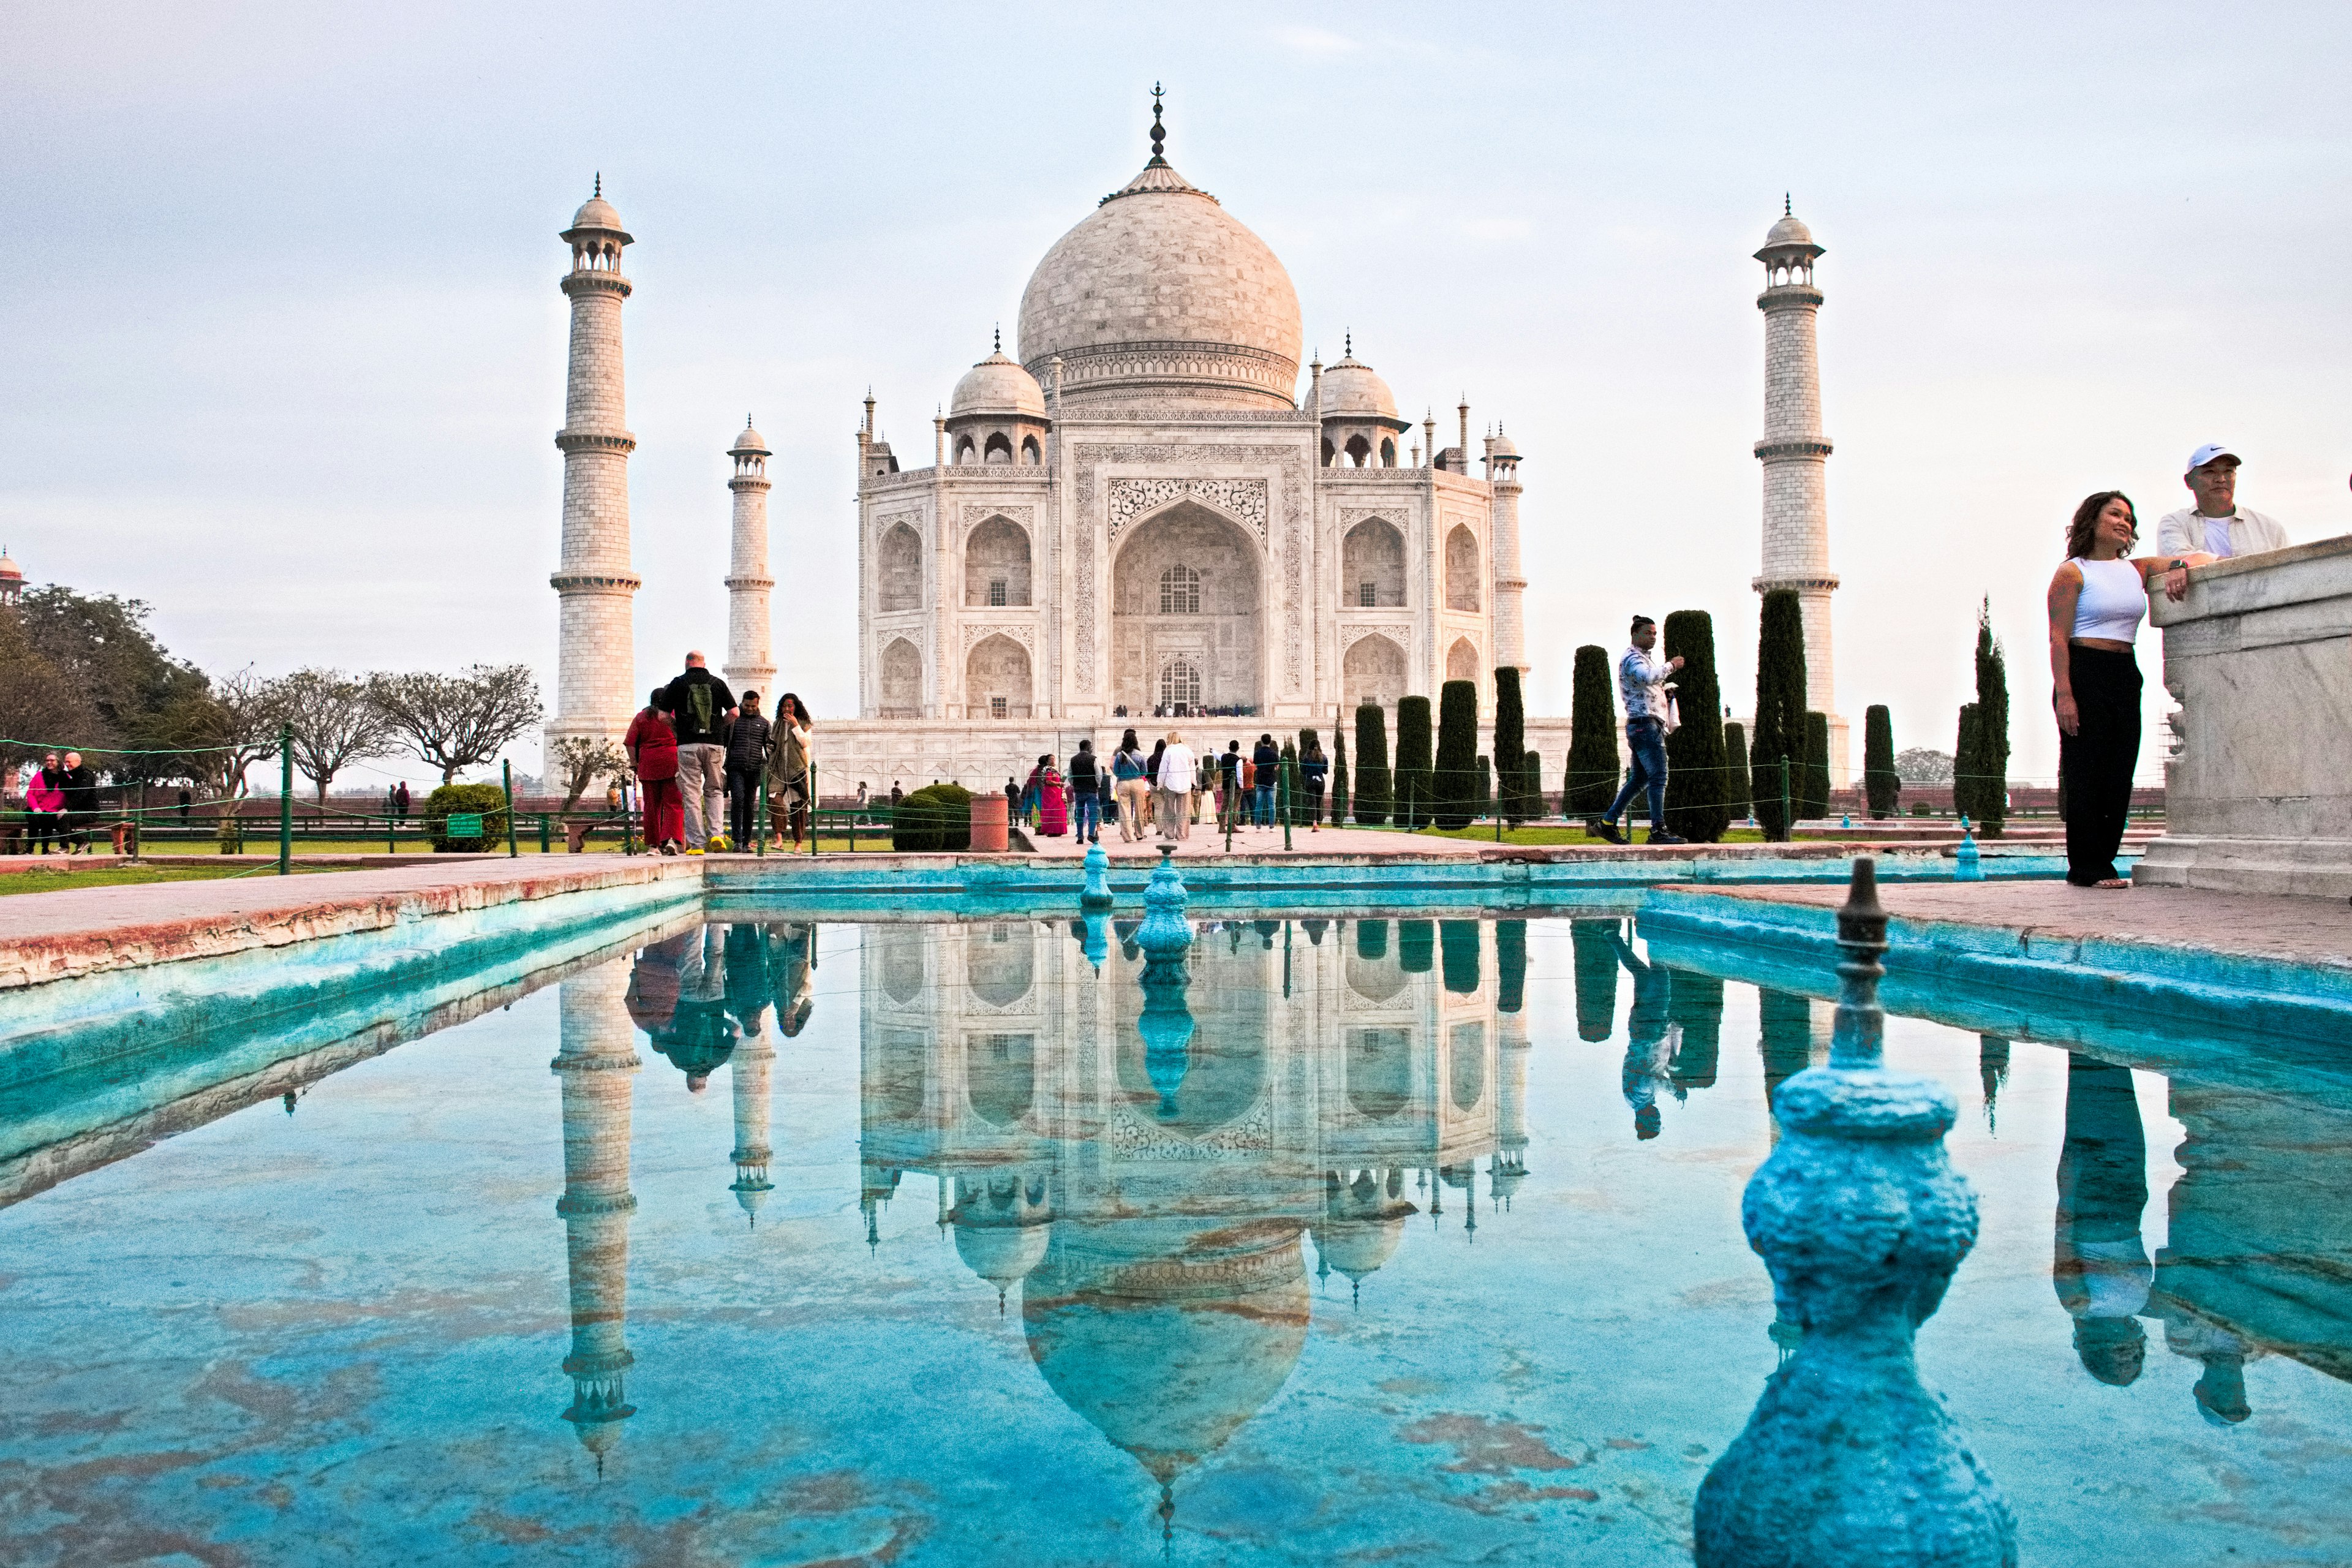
[445,813,485,838]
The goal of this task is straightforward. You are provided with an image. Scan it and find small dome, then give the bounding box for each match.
[950,351,1048,420]
[1310,1216,1406,1283]
[1319,353,1396,421]
[955,1221,1052,1290]
[1488,429,1520,459]
[1764,213,1812,246]
[729,418,769,456]
[0,551,20,581]
[570,195,626,234]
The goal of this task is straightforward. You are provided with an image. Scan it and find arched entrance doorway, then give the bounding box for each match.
[1112,501,1261,714]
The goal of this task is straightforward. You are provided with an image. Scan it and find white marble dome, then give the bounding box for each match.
[1017,157,1302,410]
[729,418,769,455]
[1762,211,1816,249]
[1317,353,1396,420]
[567,190,627,236]
[950,350,1048,420]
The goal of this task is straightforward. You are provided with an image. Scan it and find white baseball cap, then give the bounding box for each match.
[2187,443,2239,471]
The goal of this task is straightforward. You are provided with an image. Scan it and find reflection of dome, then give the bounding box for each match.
[1023,1219,1309,1494]
[1017,131,1302,410]
[1318,352,1396,420]
[956,1223,1052,1297]
[950,350,1047,420]
[1311,1216,1406,1284]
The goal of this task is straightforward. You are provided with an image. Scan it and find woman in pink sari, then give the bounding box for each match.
[1035,754,1069,837]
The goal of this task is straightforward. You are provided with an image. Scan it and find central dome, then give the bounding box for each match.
[1017,149,1303,412]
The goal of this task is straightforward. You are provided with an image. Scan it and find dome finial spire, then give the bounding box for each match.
[1344,330,1352,358]
[993,322,1001,353]
[1785,191,1792,216]
[1148,82,1167,165]
[594,172,601,200]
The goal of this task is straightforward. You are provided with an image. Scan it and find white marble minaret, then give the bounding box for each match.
[552,963,641,1471]
[1486,429,1528,676]
[723,418,775,700]
[1753,199,1847,782]
[547,179,641,758]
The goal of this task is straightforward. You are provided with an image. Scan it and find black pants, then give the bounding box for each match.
[726,767,763,845]
[2059,644,2140,885]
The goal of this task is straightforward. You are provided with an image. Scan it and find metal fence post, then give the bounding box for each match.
[809,757,818,857]
[503,761,519,858]
[1779,755,1792,840]
[1280,758,1294,851]
[278,723,293,875]
[755,781,767,857]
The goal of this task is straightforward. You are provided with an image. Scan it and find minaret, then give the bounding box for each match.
[1753,198,1847,781]
[1487,428,1527,675]
[551,963,642,1472]
[547,179,642,760]
[723,417,775,699]
[729,1010,775,1227]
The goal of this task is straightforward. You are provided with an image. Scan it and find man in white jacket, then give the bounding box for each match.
[2155,445,2290,564]
[1156,731,1197,842]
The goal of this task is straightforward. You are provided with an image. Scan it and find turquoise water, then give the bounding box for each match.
[2,909,2348,1564]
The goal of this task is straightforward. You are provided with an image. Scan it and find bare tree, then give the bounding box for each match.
[549,736,629,810]
[269,668,394,802]
[143,666,283,797]
[369,665,544,785]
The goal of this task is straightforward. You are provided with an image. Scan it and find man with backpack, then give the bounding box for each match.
[658,651,736,854]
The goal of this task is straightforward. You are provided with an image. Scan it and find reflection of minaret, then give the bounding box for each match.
[729,1022,775,1227]
[1492,920,1529,1208]
[552,965,641,1471]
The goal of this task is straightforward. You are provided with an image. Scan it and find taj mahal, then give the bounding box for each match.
[544,92,1847,788]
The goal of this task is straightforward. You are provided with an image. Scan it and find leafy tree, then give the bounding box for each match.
[1395,695,1434,831]
[268,668,394,802]
[0,612,85,773]
[1722,722,1751,823]
[1800,710,1831,820]
[1959,599,2010,836]
[1331,716,1351,824]
[371,664,544,785]
[12,584,209,779]
[1433,680,1479,829]
[1896,747,1954,784]
[1492,666,1531,823]
[1564,644,1619,818]
[1751,589,1807,840]
[1352,703,1390,826]
[137,667,282,796]
[551,736,630,811]
[1662,610,1731,842]
[1863,704,1900,818]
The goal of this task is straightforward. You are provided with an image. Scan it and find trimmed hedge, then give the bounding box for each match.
[891,782,973,851]
[424,782,509,853]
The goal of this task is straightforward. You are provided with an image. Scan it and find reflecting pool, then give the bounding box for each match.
[2,912,2349,1565]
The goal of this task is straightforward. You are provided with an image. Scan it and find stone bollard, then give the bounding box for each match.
[1694,857,2015,1567]
[1080,842,1112,908]
[1954,815,1984,882]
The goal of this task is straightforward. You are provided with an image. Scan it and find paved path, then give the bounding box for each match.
[1699,877,2351,968]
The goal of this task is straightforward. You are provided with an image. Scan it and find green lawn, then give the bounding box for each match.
[0,864,347,896]
[1398,823,1772,846]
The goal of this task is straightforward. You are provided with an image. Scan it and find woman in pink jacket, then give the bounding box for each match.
[24,752,65,855]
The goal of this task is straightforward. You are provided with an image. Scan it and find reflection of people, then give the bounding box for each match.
[2052,1053,2151,1386]
[1607,922,1679,1139]
[628,927,739,1091]
[2155,445,2290,563]
[769,922,815,1036]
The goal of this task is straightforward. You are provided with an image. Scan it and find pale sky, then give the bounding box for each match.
[8,2,2348,786]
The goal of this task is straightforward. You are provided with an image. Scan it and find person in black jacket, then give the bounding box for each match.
[59,750,101,854]
[725,691,774,850]
[1066,739,1102,845]
[1251,734,1281,828]
[658,652,736,853]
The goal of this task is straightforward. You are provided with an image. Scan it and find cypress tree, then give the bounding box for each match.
[1955,702,1982,827]
[1521,752,1548,818]
[1396,695,1434,831]
[1433,680,1479,829]
[1476,755,1493,824]
[1971,598,2010,837]
[1331,716,1351,824]
[1863,704,1899,818]
[1352,703,1390,826]
[1801,711,1831,820]
[1751,589,1807,840]
[1662,609,1731,842]
[1722,722,1751,823]
[1565,644,1620,818]
[1493,666,1530,823]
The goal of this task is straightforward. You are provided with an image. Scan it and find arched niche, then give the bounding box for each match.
[984,432,1013,464]
[876,929,926,1006]
[968,923,1035,1009]
[880,637,922,717]
[1449,1020,1487,1112]
[1020,435,1041,466]
[1344,434,1371,468]
[878,522,923,613]
[966,1031,1036,1128]
[1346,1027,1412,1119]
[1343,517,1405,608]
[1111,500,1261,714]
[1447,637,1481,689]
[1344,633,1407,714]
[1446,524,1481,611]
[967,635,1031,719]
[964,516,1032,606]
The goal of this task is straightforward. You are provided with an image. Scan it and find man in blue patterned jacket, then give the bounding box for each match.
[1591,616,1687,846]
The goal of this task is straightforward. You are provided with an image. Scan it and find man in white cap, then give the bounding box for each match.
[2157,445,2290,564]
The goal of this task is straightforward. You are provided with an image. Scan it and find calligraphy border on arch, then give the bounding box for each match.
[960,503,1036,540]
[1340,622,1410,658]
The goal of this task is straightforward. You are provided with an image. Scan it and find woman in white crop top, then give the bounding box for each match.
[2046,491,2209,888]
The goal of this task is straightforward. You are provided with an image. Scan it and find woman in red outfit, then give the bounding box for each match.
[625,687,685,854]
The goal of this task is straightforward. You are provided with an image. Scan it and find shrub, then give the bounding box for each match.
[1800,711,1831,820]
[892,782,974,852]
[424,782,510,853]
[1352,704,1391,826]
[1722,722,1751,822]
[1751,589,1807,840]
[1863,704,1900,818]
[1433,680,1479,829]
[1662,609,1731,842]
[1564,645,1619,817]
[1395,696,1434,831]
